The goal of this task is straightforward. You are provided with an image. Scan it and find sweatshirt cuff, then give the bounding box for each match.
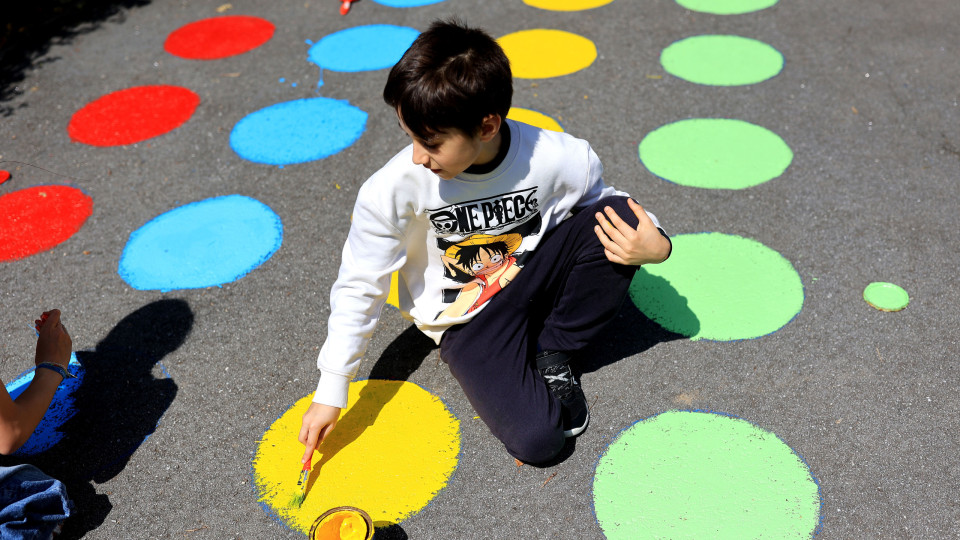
[313,372,351,409]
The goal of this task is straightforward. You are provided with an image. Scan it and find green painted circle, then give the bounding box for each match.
[863,282,909,312]
[676,0,777,15]
[593,411,821,539]
[661,35,784,86]
[629,233,803,340]
[639,118,793,189]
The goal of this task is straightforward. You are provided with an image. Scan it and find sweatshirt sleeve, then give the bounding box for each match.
[575,143,662,230]
[313,180,407,408]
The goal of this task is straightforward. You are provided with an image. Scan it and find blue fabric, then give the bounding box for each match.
[0,465,72,540]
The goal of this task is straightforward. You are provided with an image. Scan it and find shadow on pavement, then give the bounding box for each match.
[8,299,192,539]
[0,0,152,116]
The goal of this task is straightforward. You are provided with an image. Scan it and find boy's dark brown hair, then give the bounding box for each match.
[383,18,513,139]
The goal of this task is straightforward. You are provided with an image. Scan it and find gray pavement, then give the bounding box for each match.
[1,0,959,538]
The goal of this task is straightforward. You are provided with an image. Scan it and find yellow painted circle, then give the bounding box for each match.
[498,29,597,79]
[252,380,460,534]
[386,271,400,309]
[523,0,616,11]
[507,107,564,132]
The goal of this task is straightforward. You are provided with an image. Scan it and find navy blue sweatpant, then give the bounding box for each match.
[439,196,641,463]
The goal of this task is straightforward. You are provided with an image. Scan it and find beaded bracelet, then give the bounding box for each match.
[35,362,76,380]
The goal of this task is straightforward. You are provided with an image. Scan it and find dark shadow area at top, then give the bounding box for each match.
[0,0,152,116]
[1,299,192,539]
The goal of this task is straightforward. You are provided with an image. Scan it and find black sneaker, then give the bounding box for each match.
[536,351,590,437]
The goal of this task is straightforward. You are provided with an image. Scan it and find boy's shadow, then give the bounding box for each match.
[27,299,192,539]
[578,270,698,375]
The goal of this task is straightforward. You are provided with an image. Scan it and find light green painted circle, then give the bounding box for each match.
[863,282,909,312]
[639,118,792,189]
[593,411,821,539]
[661,35,784,86]
[629,233,803,340]
[676,0,777,15]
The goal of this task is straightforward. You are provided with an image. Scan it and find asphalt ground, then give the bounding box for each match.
[1,0,959,538]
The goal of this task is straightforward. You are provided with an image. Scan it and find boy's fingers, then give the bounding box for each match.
[595,211,628,245]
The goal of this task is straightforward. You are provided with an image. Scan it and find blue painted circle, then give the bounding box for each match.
[118,195,283,291]
[308,25,420,72]
[230,97,368,165]
[371,0,445,6]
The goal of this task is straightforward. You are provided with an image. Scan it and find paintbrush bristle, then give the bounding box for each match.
[288,491,306,508]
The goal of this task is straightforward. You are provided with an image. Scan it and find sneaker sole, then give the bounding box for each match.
[563,411,590,438]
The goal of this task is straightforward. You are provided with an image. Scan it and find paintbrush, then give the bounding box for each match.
[289,461,311,508]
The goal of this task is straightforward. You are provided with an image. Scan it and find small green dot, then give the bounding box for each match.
[676,0,778,15]
[629,233,804,340]
[863,282,909,312]
[661,35,784,86]
[639,118,793,189]
[594,411,821,539]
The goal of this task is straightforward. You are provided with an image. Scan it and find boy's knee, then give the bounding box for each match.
[503,423,565,464]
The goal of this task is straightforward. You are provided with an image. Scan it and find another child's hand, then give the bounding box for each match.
[299,402,341,464]
[594,199,671,266]
[34,309,72,369]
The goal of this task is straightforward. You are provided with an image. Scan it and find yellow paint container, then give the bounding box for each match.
[309,507,374,540]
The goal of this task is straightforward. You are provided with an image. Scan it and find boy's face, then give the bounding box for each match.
[397,110,500,180]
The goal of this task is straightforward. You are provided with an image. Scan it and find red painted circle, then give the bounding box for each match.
[164,15,275,60]
[0,170,10,184]
[0,186,93,262]
[68,85,200,147]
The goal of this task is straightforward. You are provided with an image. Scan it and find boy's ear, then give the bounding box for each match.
[478,114,502,142]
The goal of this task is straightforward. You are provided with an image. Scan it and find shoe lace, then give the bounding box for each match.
[542,365,576,400]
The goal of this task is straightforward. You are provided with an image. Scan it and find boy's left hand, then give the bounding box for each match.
[594,198,671,266]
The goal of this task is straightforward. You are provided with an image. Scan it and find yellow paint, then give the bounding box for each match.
[312,510,368,540]
[523,0,615,10]
[252,380,460,534]
[498,29,597,79]
[386,271,399,309]
[507,107,564,132]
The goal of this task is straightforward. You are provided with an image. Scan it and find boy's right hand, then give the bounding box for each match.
[299,402,341,464]
[34,309,72,369]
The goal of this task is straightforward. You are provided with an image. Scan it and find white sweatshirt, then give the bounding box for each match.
[313,120,658,408]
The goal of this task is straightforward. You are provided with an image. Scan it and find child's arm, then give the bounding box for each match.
[594,198,672,266]
[0,310,72,455]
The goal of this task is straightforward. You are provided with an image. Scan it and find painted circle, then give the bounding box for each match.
[661,35,784,86]
[498,29,597,79]
[629,233,804,340]
[0,170,10,184]
[0,186,93,262]
[594,411,821,539]
[676,0,777,14]
[639,118,792,189]
[230,98,368,166]
[118,195,282,291]
[863,282,909,312]
[252,380,460,534]
[68,85,200,146]
[308,25,420,72]
[523,0,615,10]
[507,107,564,132]
[370,0,445,6]
[164,15,275,60]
